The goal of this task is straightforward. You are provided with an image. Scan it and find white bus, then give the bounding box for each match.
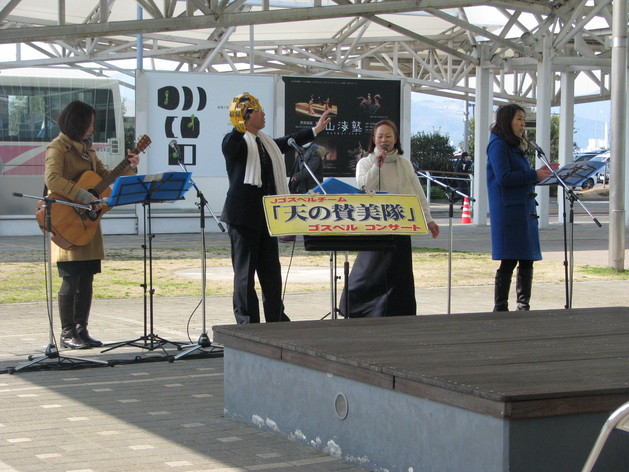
[0,76,126,235]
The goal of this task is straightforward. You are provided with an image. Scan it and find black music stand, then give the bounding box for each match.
[102,172,191,355]
[538,159,604,308]
[303,235,395,320]
[539,160,606,188]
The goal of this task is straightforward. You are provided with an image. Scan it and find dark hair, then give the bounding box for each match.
[57,100,95,142]
[367,119,404,155]
[490,103,526,147]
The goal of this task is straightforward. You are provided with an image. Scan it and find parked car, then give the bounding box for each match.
[573,150,605,162]
[594,151,611,183]
[580,152,610,189]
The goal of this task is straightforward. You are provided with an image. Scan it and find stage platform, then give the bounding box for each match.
[214,307,629,472]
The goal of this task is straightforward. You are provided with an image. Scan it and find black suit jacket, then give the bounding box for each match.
[221,127,316,230]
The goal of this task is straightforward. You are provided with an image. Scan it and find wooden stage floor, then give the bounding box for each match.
[214,307,629,471]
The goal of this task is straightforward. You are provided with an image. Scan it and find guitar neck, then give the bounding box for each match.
[93,156,131,196]
[92,136,149,196]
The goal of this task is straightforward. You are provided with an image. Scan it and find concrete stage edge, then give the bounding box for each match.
[213,308,629,472]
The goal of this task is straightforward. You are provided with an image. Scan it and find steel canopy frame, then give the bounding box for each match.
[0,1,617,103]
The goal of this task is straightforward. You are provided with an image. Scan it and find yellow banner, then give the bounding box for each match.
[263,193,428,236]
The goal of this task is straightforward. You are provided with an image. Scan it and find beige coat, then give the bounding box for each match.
[44,133,134,262]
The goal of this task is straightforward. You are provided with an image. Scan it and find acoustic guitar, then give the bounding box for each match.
[36,135,151,250]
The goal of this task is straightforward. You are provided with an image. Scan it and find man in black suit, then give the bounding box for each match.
[221,93,332,324]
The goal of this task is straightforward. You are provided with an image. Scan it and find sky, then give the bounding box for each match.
[410,92,611,152]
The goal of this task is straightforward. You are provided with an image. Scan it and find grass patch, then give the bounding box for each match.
[2,243,627,304]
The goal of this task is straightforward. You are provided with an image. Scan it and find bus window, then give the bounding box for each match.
[0,76,123,217]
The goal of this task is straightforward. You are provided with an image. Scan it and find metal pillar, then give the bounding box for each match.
[472,45,493,227]
[558,72,576,224]
[608,0,627,270]
[535,34,553,229]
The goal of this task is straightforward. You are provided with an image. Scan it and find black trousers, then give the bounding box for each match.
[228,223,289,324]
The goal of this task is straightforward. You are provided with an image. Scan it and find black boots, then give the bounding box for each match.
[493,270,512,312]
[74,287,103,347]
[58,288,102,349]
[58,294,89,349]
[76,325,103,348]
[516,267,534,311]
[493,266,534,312]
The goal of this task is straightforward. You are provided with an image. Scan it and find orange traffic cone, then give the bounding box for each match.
[461,197,472,224]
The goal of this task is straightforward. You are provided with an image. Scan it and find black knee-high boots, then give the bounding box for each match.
[58,294,89,349]
[74,287,103,347]
[516,267,533,311]
[493,267,534,312]
[58,281,102,349]
[493,270,512,312]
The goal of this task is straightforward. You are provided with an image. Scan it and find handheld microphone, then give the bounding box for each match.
[377,145,388,164]
[287,138,304,154]
[169,140,182,161]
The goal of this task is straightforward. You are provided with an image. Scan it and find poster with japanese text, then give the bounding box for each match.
[283,77,401,178]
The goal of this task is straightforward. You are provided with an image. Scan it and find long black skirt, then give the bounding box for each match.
[339,235,416,317]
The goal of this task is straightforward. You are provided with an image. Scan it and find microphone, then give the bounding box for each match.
[287,138,304,154]
[12,192,23,197]
[90,198,108,206]
[528,140,546,156]
[377,145,388,164]
[169,140,182,161]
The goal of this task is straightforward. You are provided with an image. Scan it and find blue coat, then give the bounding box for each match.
[486,133,542,261]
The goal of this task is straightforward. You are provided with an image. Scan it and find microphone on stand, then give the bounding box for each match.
[169,140,182,161]
[527,140,546,156]
[287,138,304,154]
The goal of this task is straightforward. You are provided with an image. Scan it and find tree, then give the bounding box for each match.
[410,130,456,172]
[459,117,475,157]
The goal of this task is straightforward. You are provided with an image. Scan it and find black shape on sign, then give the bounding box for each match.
[181,116,200,139]
[158,86,179,110]
[164,117,176,138]
[197,87,207,111]
[168,143,197,166]
[182,87,193,111]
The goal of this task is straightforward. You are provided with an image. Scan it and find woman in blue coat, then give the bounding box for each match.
[486,104,557,311]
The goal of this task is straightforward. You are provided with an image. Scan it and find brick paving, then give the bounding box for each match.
[0,208,626,472]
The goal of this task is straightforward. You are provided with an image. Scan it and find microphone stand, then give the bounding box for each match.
[292,145,346,320]
[9,193,111,373]
[171,149,225,361]
[534,148,601,309]
[416,171,474,315]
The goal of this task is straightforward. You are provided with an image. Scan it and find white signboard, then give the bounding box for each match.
[136,71,276,178]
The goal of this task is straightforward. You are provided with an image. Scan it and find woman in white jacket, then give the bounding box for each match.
[340,120,439,317]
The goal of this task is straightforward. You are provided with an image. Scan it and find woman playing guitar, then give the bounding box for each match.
[44,100,142,349]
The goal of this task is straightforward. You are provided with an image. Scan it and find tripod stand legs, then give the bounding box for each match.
[170,332,223,361]
[9,342,112,374]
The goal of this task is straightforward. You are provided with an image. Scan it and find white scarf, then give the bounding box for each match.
[370,151,416,194]
[243,131,289,195]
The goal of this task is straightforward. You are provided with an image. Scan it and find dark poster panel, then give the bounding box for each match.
[283,77,401,178]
